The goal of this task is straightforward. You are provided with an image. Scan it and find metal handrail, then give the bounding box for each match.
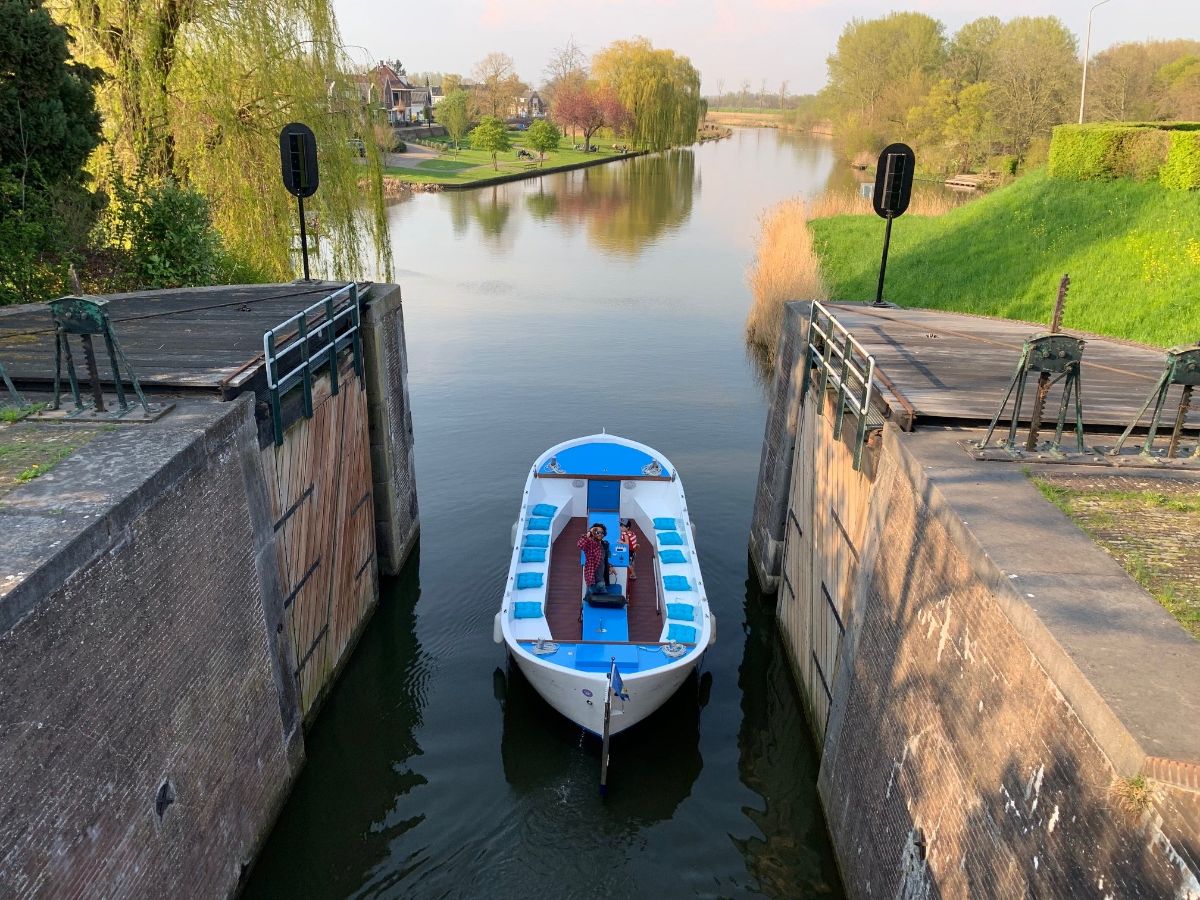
[799,301,878,469]
[263,282,363,445]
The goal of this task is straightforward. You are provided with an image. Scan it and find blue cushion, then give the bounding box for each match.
[657,531,684,546]
[527,517,551,531]
[513,601,542,619]
[653,517,676,530]
[523,533,549,548]
[663,575,692,592]
[516,572,544,589]
[667,623,697,643]
[666,603,695,621]
[659,549,686,564]
[532,503,558,518]
[520,548,546,563]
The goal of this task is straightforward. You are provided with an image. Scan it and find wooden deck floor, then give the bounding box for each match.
[826,304,1200,430]
[546,518,663,643]
[0,282,355,395]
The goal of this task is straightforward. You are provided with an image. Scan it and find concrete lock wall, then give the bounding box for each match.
[0,281,421,896]
[760,351,1200,897]
[0,397,303,897]
[361,284,419,577]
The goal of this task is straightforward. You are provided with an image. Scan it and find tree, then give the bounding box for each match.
[470,116,511,170]
[472,52,523,118]
[779,81,789,110]
[946,16,1001,86]
[542,39,588,110]
[1158,54,1200,119]
[440,89,471,150]
[526,120,562,165]
[54,0,391,282]
[0,0,102,304]
[592,39,702,152]
[825,13,945,125]
[987,16,1078,158]
[715,78,724,109]
[551,80,629,151]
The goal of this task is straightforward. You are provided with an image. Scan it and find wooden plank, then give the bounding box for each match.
[823,304,1200,429]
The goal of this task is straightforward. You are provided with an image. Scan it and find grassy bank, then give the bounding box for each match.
[807,172,1200,348]
[745,189,962,351]
[385,130,630,186]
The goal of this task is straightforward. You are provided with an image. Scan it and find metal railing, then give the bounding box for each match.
[263,282,363,445]
[799,301,877,469]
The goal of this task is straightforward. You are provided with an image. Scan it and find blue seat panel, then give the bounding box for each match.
[582,601,629,643]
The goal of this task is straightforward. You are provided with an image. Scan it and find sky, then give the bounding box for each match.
[332,0,1199,96]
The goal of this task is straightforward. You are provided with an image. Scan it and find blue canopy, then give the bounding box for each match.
[539,442,671,478]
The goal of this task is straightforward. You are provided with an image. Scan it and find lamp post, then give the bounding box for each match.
[1078,0,1113,124]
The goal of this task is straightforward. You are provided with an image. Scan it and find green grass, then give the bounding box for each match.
[0,403,44,423]
[416,159,475,173]
[384,129,629,185]
[810,170,1200,347]
[1032,476,1200,639]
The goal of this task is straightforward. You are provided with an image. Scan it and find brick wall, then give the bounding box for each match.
[804,424,1200,898]
[0,399,302,897]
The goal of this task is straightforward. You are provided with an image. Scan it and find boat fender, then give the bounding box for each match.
[510,521,518,549]
[493,612,503,644]
[708,613,717,647]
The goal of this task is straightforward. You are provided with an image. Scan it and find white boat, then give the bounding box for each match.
[493,434,715,736]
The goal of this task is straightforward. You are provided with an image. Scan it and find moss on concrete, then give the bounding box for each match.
[1033,474,1200,640]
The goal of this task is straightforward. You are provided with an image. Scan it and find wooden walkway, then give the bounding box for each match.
[546,518,663,643]
[826,304,1200,430]
[0,282,354,396]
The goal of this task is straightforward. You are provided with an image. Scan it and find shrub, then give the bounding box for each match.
[1049,123,1200,190]
[94,174,228,290]
[1160,130,1200,191]
[394,139,407,153]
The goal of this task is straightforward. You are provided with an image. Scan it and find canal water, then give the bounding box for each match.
[245,129,849,898]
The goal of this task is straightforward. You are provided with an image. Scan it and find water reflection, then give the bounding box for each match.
[497,662,705,828]
[438,150,698,258]
[242,548,429,899]
[734,564,844,896]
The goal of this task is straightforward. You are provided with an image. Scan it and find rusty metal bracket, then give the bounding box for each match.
[49,296,152,418]
[978,332,1087,456]
[1111,345,1200,459]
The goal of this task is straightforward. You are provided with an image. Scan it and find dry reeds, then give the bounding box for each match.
[745,197,828,355]
[805,189,961,220]
[744,187,963,360]
[1109,775,1156,819]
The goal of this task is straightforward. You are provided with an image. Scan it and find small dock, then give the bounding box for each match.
[0,282,350,396]
[823,303,1199,433]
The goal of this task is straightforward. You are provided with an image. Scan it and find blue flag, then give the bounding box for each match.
[611,663,629,701]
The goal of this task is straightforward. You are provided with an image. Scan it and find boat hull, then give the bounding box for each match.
[510,648,699,736]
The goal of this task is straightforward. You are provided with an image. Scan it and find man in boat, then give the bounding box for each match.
[578,523,611,596]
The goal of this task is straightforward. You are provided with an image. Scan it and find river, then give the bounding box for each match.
[244,128,850,899]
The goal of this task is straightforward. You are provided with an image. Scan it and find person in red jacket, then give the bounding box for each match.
[578,523,610,595]
[620,519,639,580]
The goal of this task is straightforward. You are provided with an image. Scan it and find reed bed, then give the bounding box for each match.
[805,188,961,219]
[744,197,828,355]
[745,187,963,359]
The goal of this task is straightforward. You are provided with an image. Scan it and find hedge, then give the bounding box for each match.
[1049,123,1200,190]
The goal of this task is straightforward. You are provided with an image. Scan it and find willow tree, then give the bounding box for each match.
[592,39,702,152]
[55,0,390,282]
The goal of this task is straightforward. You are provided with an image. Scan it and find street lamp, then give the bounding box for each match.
[1078,0,1113,124]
